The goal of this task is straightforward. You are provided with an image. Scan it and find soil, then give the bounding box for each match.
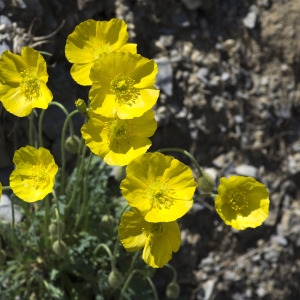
[1,0,300,299]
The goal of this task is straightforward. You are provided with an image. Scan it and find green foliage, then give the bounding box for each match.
[0,155,155,299]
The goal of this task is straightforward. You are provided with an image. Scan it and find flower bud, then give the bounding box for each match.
[101,214,114,227]
[198,171,215,193]
[114,166,126,182]
[48,220,65,237]
[52,240,67,256]
[0,249,6,265]
[65,135,81,154]
[75,98,87,115]
[108,269,123,288]
[165,282,180,299]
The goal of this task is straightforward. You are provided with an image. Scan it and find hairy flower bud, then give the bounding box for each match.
[198,171,215,193]
[108,269,123,288]
[65,135,81,154]
[165,282,180,299]
[75,98,87,115]
[114,166,126,182]
[52,240,67,256]
[101,214,115,227]
[48,220,65,237]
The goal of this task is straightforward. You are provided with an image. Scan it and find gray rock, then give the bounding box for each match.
[0,194,22,223]
[0,15,12,32]
[243,5,258,29]
[197,67,209,85]
[154,56,173,96]
[235,164,258,177]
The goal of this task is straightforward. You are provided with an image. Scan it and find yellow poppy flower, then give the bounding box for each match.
[89,52,159,119]
[65,18,137,86]
[9,146,58,202]
[120,152,198,222]
[81,109,157,166]
[215,176,270,230]
[118,209,181,268]
[0,47,53,117]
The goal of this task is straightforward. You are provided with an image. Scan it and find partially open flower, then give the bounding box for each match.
[120,152,198,222]
[9,146,58,202]
[215,176,270,230]
[65,18,137,86]
[89,52,159,119]
[81,109,157,166]
[0,47,53,117]
[118,209,181,268]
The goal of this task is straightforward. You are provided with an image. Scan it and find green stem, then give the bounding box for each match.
[10,195,15,243]
[52,190,61,242]
[119,269,159,300]
[38,109,46,147]
[60,110,79,192]
[28,111,35,147]
[93,243,114,265]
[2,186,11,191]
[165,264,178,282]
[75,152,93,229]
[199,193,217,198]
[157,148,203,177]
[65,143,87,213]
[44,196,50,250]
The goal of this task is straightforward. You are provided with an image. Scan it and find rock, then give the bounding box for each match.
[235,164,258,177]
[0,194,22,223]
[243,5,258,29]
[0,15,12,33]
[196,67,209,85]
[154,56,173,96]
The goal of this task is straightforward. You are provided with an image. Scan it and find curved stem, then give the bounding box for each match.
[165,264,178,282]
[93,243,114,265]
[119,269,159,300]
[157,147,203,177]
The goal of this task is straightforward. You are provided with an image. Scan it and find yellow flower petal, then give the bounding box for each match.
[0,47,53,117]
[215,176,270,230]
[142,221,181,268]
[89,52,159,119]
[9,146,58,202]
[118,210,148,252]
[81,109,157,166]
[118,209,181,268]
[65,18,137,86]
[121,152,198,222]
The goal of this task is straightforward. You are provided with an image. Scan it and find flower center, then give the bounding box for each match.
[30,165,49,190]
[110,74,139,106]
[107,118,132,146]
[228,191,248,211]
[144,222,164,239]
[147,180,175,210]
[19,69,40,102]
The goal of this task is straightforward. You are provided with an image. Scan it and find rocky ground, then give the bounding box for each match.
[1,0,300,299]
